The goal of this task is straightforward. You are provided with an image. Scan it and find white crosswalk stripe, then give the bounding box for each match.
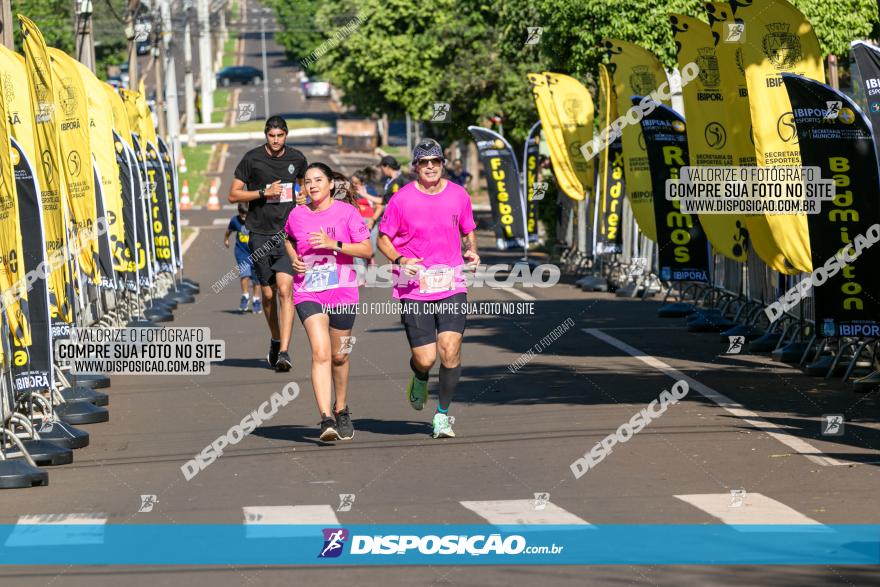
[5,513,108,546]
[243,505,339,538]
[675,493,825,528]
[459,500,590,525]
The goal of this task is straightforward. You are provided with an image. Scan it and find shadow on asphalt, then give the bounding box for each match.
[254,419,431,445]
[220,357,271,369]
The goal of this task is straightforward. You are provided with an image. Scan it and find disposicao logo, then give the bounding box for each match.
[319,528,348,558]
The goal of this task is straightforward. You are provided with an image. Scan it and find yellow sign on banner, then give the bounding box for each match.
[544,73,595,193]
[19,14,72,323]
[670,13,749,263]
[605,39,671,242]
[49,48,99,284]
[528,73,585,202]
[705,1,793,274]
[731,0,825,273]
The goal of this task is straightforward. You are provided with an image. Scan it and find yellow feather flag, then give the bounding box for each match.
[730,0,825,273]
[0,47,36,161]
[604,40,671,241]
[105,83,133,147]
[72,60,124,273]
[543,72,595,193]
[48,48,99,284]
[670,13,749,263]
[527,73,585,201]
[0,53,31,348]
[705,1,794,274]
[18,15,72,323]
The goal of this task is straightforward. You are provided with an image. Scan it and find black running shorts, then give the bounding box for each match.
[399,293,467,348]
[248,232,294,286]
[296,301,357,330]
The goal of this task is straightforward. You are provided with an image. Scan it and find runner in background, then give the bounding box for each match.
[284,163,372,441]
[229,116,307,372]
[224,203,262,313]
[377,139,479,439]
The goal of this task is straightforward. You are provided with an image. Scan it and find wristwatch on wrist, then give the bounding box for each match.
[336,240,343,252]
[258,188,265,198]
[393,255,403,265]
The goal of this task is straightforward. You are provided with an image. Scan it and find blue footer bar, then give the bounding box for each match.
[1,525,878,565]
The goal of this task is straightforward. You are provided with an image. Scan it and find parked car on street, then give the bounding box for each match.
[304,79,331,99]
[215,66,264,87]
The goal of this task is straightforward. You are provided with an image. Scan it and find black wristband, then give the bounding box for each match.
[336,240,343,251]
[393,255,403,265]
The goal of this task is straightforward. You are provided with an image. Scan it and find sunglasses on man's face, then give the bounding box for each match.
[417,157,444,168]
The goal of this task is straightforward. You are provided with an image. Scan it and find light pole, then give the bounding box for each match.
[160,0,180,157]
[260,12,270,118]
[197,0,213,123]
[183,0,196,145]
[75,0,96,72]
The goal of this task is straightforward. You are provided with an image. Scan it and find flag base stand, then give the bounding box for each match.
[38,421,90,449]
[154,297,178,310]
[719,324,765,342]
[0,460,48,489]
[167,291,196,304]
[771,341,810,364]
[21,439,73,466]
[60,385,108,406]
[144,308,173,323]
[126,320,159,328]
[578,276,609,292]
[181,278,199,288]
[67,373,111,389]
[686,313,736,332]
[657,302,695,317]
[853,370,880,392]
[747,331,783,354]
[55,402,109,425]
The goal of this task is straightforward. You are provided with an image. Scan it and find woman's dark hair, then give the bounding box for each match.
[264,115,288,134]
[304,162,358,207]
[237,202,248,215]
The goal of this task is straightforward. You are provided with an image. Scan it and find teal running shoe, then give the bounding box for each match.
[432,413,455,438]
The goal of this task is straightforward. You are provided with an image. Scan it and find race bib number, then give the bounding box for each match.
[419,267,455,294]
[265,182,294,204]
[304,258,339,292]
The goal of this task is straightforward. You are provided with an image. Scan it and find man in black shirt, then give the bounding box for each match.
[229,116,307,371]
[378,154,411,206]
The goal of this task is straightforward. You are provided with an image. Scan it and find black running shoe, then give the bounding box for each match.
[334,406,354,440]
[319,417,339,442]
[275,351,291,372]
[267,340,280,368]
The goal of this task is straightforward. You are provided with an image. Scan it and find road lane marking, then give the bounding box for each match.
[181,227,200,257]
[459,500,590,525]
[6,513,108,546]
[583,328,845,467]
[675,493,825,528]
[490,285,535,301]
[243,505,340,538]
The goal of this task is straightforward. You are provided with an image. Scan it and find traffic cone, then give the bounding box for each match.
[178,154,188,173]
[180,180,192,210]
[207,178,221,211]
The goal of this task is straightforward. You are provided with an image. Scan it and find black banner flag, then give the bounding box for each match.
[634,98,710,282]
[468,126,527,249]
[783,73,880,338]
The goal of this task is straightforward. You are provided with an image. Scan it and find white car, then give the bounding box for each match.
[304,80,331,99]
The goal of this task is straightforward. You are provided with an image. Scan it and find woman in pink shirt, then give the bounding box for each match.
[284,162,372,441]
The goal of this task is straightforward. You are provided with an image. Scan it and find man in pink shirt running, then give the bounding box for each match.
[378,139,479,438]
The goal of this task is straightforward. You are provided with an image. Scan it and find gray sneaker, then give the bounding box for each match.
[334,406,354,440]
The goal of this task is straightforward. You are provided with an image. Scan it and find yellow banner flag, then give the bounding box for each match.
[138,79,158,148]
[105,83,133,147]
[731,0,824,273]
[527,73,585,201]
[544,72,595,194]
[119,88,142,146]
[73,60,124,273]
[605,40,671,241]
[48,48,99,284]
[19,15,72,323]
[0,47,36,162]
[670,13,748,263]
[705,1,792,274]
[0,58,31,347]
